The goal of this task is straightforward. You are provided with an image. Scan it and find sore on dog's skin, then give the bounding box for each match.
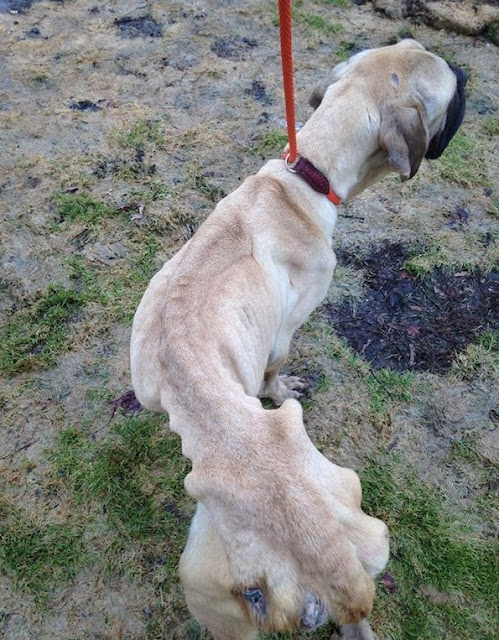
[131,39,465,639]
[243,588,266,620]
[300,591,329,629]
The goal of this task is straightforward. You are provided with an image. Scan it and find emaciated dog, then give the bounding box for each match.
[130,40,466,639]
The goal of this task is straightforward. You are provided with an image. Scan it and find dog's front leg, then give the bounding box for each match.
[259,351,309,406]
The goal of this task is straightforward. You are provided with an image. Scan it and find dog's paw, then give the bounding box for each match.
[280,375,310,396]
[259,374,310,406]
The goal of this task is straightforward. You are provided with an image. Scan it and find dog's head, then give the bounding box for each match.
[180,400,389,637]
[307,39,466,192]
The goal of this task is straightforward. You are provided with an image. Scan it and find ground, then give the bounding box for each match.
[0,1,498,639]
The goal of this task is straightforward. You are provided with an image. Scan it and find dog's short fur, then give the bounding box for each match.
[130,40,466,639]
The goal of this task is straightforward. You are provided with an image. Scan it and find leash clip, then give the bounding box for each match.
[283,152,299,173]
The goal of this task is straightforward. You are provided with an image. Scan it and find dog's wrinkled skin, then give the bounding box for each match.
[131,40,466,639]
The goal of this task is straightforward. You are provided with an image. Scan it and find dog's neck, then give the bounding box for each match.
[258,160,339,242]
[296,92,392,202]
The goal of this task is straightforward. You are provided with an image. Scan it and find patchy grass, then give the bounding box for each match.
[335,40,358,62]
[248,129,288,157]
[361,455,498,640]
[54,192,117,225]
[47,413,192,580]
[67,232,163,323]
[295,8,345,36]
[1,1,497,638]
[482,114,499,136]
[403,233,499,276]
[323,0,350,6]
[0,284,88,374]
[366,369,415,414]
[433,131,489,188]
[451,331,499,381]
[115,119,166,151]
[0,499,88,600]
[186,164,226,203]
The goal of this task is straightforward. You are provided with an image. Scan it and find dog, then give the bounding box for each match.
[130,39,466,639]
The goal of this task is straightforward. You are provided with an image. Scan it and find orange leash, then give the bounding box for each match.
[277,1,342,205]
[278,0,298,164]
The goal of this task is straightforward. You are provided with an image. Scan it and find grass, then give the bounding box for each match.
[322,0,350,6]
[0,228,165,375]
[67,232,163,324]
[433,131,489,188]
[0,499,88,600]
[451,331,499,381]
[54,192,117,225]
[47,413,192,580]
[0,284,88,374]
[187,164,226,203]
[49,415,190,542]
[248,129,289,157]
[361,454,498,640]
[295,8,345,36]
[116,120,166,151]
[1,412,192,604]
[325,335,416,415]
[366,369,415,414]
[2,5,498,639]
[403,233,499,276]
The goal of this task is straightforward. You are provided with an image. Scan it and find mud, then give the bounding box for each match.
[326,243,498,373]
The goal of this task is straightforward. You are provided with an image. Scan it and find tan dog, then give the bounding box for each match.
[131,40,466,639]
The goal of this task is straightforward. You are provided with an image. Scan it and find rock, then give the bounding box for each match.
[373,0,404,20]
[84,242,129,265]
[372,1,499,37]
[407,1,499,37]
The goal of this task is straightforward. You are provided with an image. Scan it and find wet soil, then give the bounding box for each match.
[326,243,498,373]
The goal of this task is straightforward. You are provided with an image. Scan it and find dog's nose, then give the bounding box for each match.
[300,592,328,629]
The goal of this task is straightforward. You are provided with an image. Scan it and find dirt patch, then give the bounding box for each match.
[115,15,163,39]
[325,243,498,373]
[210,35,258,60]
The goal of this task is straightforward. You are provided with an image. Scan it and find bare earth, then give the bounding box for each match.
[0,1,498,639]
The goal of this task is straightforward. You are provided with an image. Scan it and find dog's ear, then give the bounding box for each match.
[379,104,429,180]
[309,61,349,109]
[425,63,467,159]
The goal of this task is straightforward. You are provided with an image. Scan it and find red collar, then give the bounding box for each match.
[282,153,341,206]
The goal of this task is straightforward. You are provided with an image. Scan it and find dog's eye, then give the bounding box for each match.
[243,587,266,616]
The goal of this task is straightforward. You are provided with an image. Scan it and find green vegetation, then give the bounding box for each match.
[451,331,499,381]
[322,0,350,6]
[482,114,499,136]
[67,232,162,323]
[47,413,191,582]
[54,192,116,224]
[367,369,415,414]
[335,40,357,62]
[116,119,166,151]
[434,131,489,188]
[0,413,191,602]
[324,336,415,414]
[187,164,226,203]
[0,499,87,599]
[403,233,498,276]
[361,455,498,640]
[49,415,190,543]
[0,284,87,374]
[248,130,289,157]
[295,8,345,36]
